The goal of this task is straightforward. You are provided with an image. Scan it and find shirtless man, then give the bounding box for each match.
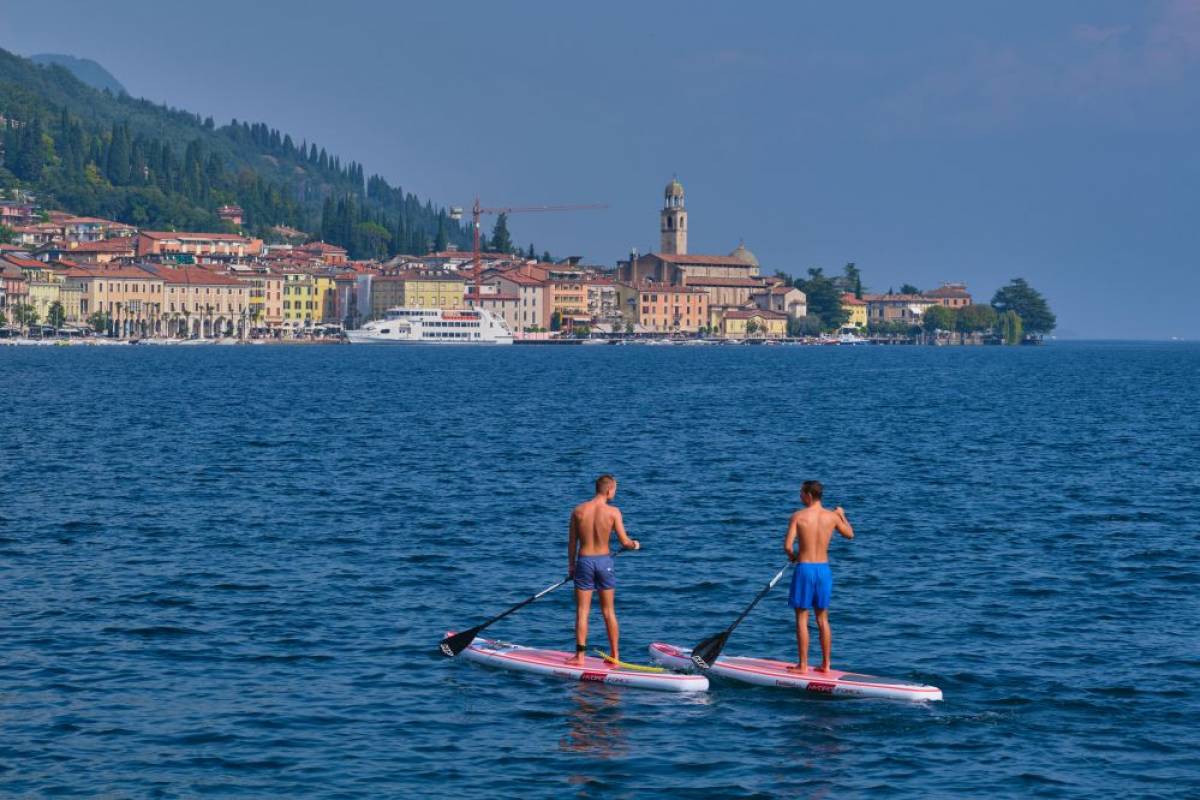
[565,474,639,666]
[782,480,854,673]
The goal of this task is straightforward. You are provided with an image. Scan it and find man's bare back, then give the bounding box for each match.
[785,504,851,564]
[566,475,638,666]
[783,480,853,674]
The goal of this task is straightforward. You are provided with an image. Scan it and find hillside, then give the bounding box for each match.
[30,53,127,95]
[0,47,470,257]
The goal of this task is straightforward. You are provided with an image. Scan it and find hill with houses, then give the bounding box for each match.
[0,46,469,258]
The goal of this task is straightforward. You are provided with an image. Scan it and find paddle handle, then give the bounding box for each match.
[724,563,790,634]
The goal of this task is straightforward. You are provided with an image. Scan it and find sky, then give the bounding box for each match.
[4,0,1200,338]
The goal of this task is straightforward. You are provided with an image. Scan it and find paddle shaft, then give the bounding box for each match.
[720,562,791,638]
[441,547,631,656]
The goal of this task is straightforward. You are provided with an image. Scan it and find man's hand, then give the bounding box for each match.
[568,563,575,577]
[631,539,640,550]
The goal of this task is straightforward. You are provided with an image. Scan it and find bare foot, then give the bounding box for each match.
[565,654,586,666]
[786,663,809,674]
[816,663,831,673]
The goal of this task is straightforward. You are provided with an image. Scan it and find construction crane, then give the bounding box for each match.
[449,198,607,303]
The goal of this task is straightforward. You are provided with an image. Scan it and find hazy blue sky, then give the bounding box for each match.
[5,1,1200,337]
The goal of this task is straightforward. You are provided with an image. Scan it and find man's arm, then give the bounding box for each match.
[567,511,578,575]
[783,513,799,561]
[612,508,639,550]
[834,507,854,539]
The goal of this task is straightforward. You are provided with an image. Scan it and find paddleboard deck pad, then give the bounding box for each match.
[648,642,941,701]
[450,634,709,692]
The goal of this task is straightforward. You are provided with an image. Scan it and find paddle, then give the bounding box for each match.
[439,547,632,657]
[690,562,791,669]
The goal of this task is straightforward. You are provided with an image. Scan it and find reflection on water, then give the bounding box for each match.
[560,683,628,760]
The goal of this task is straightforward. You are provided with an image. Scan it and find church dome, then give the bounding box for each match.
[730,241,759,268]
[665,178,685,199]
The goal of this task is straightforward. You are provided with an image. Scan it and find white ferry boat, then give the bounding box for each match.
[346,307,513,345]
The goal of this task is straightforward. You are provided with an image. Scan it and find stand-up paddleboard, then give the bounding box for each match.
[648,642,941,701]
[450,634,709,693]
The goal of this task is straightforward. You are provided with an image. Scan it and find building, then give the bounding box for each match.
[547,267,588,328]
[751,285,807,318]
[0,201,36,227]
[137,231,264,259]
[490,271,550,331]
[720,309,789,339]
[141,264,249,337]
[616,282,710,333]
[217,205,244,227]
[36,238,138,264]
[296,241,348,266]
[68,265,165,337]
[922,283,972,308]
[369,270,466,318]
[841,294,868,329]
[60,216,136,242]
[464,286,521,334]
[227,265,284,331]
[1,257,32,323]
[863,293,938,326]
[661,177,687,254]
[586,279,620,324]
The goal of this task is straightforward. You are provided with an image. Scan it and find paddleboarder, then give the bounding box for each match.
[566,474,639,666]
[783,480,854,673]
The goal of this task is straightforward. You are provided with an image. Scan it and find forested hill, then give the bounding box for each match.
[29,54,127,95]
[0,47,470,258]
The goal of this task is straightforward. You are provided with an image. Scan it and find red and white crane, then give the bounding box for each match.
[450,198,607,302]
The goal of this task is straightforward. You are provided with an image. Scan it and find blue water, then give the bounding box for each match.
[2,342,1198,798]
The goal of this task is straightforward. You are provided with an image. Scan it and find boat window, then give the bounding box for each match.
[380,329,390,334]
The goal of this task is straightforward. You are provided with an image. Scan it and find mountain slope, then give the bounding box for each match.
[0,47,470,257]
[30,53,127,95]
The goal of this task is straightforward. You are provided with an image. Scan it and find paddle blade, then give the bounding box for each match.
[439,626,482,657]
[690,631,728,670]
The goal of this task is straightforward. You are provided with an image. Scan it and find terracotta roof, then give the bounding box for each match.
[922,284,971,299]
[646,253,760,267]
[682,276,765,288]
[67,265,162,280]
[724,309,788,320]
[841,293,867,306]
[1,254,45,268]
[140,231,252,242]
[493,272,545,287]
[861,293,934,303]
[140,265,245,286]
[635,283,708,295]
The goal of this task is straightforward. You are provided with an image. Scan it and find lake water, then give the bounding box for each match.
[1,342,1197,797]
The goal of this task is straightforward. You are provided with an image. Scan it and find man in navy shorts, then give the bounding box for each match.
[566,475,639,666]
[783,480,854,673]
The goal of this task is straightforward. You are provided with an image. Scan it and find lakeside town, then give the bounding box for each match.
[0,178,1050,346]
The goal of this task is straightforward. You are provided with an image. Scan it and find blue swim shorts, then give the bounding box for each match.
[574,555,615,591]
[788,562,833,610]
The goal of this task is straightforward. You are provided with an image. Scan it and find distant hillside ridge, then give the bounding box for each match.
[30,53,127,95]
[0,47,470,258]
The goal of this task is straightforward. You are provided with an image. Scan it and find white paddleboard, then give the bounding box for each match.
[451,634,709,693]
[649,642,941,701]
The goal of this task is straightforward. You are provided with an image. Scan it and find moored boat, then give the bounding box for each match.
[346,307,513,345]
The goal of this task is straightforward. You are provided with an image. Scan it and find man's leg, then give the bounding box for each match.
[814,608,831,672]
[568,588,593,666]
[598,589,619,662]
[789,608,810,672]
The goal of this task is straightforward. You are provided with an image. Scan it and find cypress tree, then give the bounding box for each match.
[105,121,130,184]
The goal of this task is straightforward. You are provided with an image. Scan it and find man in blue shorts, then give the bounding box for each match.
[565,474,639,666]
[783,480,854,673]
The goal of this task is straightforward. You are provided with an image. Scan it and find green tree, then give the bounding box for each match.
[788,314,823,336]
[527,243,536,260]
[999,310,1024,345]
[745,319,761,336]
[0,223,13,244]
[550,309,562,331]
[47,300,66,329]
[624,321,634,334]
[541,250,553,264]
[105,121,131,185]
[899,283,920,295]
[955,303,997,333]
[434,216,448,252]
[922,304,956,333]
[87,310,112,335]
[13,303,39,330]
[794,268,849,331]
[573,323,591,338]
[0,308,6,327]
[489,213,513,253]
[991,278,1055,335]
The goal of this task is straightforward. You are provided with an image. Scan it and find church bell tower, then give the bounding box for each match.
[660,177,687,255]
